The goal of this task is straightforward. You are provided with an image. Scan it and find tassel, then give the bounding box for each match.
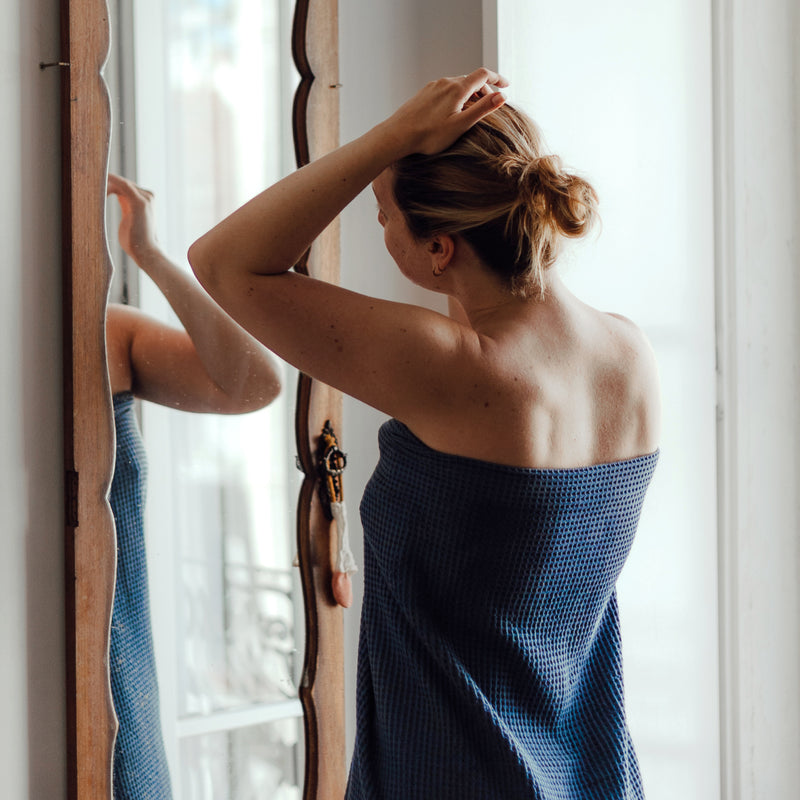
[316,420,357,608]
[331,500,357,608]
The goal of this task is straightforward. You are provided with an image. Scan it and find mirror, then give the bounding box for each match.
[104,1,304,796]
[61,0,345,797]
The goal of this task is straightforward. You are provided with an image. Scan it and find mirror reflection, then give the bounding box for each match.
[104,0,304,796]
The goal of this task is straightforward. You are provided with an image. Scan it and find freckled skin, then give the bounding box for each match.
[188,73,660,469]
[105,174,282,414]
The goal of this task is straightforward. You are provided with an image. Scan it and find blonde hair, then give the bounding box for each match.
[391,104,599,298]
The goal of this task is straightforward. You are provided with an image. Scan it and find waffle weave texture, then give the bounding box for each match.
[346,419,658,800]
[109,392,173,799]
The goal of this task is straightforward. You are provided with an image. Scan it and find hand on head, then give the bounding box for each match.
[107,173,160,261]
[387,67,509,157]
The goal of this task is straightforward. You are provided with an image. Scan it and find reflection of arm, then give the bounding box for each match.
[108,174,282,414]
[107,303,281,413]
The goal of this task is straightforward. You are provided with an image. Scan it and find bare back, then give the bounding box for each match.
[403,287,661,470]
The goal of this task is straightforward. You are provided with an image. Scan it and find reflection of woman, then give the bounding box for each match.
[105,174,282,799]
[189,70,661,799]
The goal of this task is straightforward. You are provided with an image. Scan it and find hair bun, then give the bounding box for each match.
[391,102,600,299]
[513,154,598,239]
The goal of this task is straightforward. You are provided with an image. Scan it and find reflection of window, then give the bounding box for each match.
[117,0,303,796]
[180,721,301,800]
[494,2,720,798]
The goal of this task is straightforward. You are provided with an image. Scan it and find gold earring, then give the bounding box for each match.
[432,263,444,277]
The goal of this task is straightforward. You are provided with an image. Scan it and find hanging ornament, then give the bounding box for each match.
[317,420,356,607]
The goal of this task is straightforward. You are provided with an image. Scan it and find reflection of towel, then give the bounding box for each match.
[109,392,172,799]
[346,419,658,800]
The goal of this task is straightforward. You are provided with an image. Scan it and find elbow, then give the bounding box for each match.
[217,375,282,415]
[240,359,284,413]
[246,378,283,414]
[187,236,216,293]
[261,355,287,408]
[259,370,283,409]
[266,361,285,406]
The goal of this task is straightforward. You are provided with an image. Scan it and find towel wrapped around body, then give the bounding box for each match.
[109,392,173,799]
[346,419,658,800]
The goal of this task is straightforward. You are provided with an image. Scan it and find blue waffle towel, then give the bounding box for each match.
[109,392,173,799]
[347,419,658,799]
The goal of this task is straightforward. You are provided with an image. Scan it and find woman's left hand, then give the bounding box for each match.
[107,173,160,262]
[384,67,509,157]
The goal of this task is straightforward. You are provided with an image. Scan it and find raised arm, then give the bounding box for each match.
[188,69,507,281]
[185,71,507,423]
[107,174,282,413]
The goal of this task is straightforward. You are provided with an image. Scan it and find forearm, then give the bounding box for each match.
[187,70,506,345]
[188,120,405,284]
[134,247,282,403]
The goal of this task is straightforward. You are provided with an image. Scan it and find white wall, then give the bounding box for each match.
[0,0,67,798]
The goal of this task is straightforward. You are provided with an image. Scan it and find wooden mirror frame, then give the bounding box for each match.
[60,0,344,797]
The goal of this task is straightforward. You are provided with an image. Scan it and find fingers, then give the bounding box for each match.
[454,68,507,116]
[460,67,509,95]
[106,172,124,197]
[106,172,154,202]
[459,89,507,126]
[383,68,508,155]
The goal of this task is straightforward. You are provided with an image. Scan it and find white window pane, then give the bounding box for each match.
[180,716,302,800]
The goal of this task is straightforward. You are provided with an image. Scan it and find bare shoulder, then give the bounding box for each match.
[107,302,157,343]
[106,303,139,394]
[604,311,653,353]
[604,312,659,382]
[106,303,180,395]
[601,311,661,451]
[107,302,178,344]
[106,301,133,327]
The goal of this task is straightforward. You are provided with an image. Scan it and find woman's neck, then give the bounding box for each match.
[454,270,570,332]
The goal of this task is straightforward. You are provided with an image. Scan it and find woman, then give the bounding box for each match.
[189,70,660,799]
[106,173,282,799]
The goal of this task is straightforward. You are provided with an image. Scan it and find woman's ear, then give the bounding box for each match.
[428,234,455,276]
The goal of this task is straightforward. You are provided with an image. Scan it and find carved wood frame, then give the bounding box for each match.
[60,0,344,796]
